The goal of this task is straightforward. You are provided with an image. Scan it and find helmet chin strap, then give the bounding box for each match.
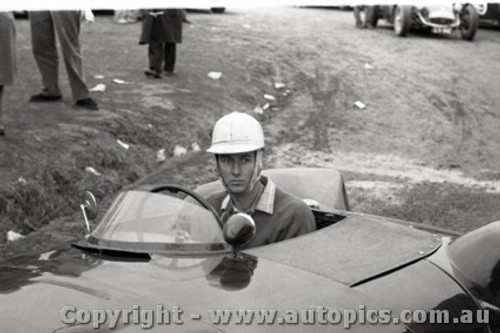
[247,150,263,192]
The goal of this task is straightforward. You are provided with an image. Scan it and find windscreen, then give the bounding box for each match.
[91,190,225,245]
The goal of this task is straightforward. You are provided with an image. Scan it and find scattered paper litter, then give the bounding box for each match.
[274,82,286,89]
[39,251,56,261]
[174,145,187,157]
[364,63,374,69]
[264,94,275,101]
[207,72,222,80]
[7,230,25,242]
[156,148,166,163]
[243,24,251,29]
[113,78,127,84]
[254,105,264,114]
[117,139,129,150]
[89,83,106,92]
[85,166,102,176]
[354,101,366,109]
[18,177,27,185]
[94,74,105,79]
[191,142,200,151]
[147,123,153,129]
[262,103,270,110]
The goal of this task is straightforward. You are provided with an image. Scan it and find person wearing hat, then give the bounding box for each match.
[139,8,188,78]
[206,112,316,249]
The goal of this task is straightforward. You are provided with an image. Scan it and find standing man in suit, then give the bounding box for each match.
[139,9,187,78]
[29,10,98,110]
[0,11,16,136]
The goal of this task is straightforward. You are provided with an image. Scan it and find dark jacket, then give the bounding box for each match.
[139,9,184,44]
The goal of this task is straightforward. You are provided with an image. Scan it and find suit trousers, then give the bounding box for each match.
[148,42,176,73]
[30,11,89,101]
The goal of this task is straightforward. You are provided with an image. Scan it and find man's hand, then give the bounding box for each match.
[80,9,95,24]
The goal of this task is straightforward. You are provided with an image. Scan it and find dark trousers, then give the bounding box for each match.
[148,42,176,73]
[353,6,375,28]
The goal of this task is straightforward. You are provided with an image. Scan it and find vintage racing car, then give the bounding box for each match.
[368,4,480,40]
[0,168,498,332]
[476,2,500,27]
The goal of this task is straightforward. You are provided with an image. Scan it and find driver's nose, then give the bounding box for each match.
[232,161,241,177]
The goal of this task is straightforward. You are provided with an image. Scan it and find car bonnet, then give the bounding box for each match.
[245,214,442,287]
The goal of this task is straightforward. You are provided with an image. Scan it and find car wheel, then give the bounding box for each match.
[211,7,226,14]
[460,4,479,41]
[394,5,411,37]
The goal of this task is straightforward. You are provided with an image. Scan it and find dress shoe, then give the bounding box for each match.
[29,93,63,102]
[144,69,162,79]
[163,71,174,77]
[75,98,99,110]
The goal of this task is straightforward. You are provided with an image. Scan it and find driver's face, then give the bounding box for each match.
[217,153,256,194]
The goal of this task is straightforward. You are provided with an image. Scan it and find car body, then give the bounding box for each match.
[186,6,226,14]
[0,168,499,332]
[370,4,479,40]
[476,3,500,27]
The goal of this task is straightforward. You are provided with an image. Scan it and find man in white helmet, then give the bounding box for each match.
[206,112,316,249]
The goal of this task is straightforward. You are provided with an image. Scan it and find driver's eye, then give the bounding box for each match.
[220,157,231,164]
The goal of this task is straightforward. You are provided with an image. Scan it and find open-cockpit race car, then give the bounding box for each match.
[369,4,480,40]
[0,168,498,332]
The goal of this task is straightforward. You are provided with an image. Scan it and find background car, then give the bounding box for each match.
[475,2,500,27]
[370,4,479,40]
[186,5,226,14]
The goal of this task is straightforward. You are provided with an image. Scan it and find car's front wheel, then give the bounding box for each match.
[394,5,411,37]
[460,4,479,41]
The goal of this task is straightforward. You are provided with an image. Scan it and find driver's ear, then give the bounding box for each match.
[214,155,222,176]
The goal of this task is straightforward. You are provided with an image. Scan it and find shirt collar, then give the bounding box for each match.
[221,176,276,215]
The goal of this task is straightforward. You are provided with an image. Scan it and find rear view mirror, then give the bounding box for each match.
[80,191,97,233]
[223,213,256,254]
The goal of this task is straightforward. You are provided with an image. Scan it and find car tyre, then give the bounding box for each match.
[460,4,479,41]
[394,5,411,37]
[211,7,226,14]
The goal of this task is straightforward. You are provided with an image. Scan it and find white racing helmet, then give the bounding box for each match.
[207,112,264,154]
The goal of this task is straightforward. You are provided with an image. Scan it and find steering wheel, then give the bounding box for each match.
[149,184,223,228]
